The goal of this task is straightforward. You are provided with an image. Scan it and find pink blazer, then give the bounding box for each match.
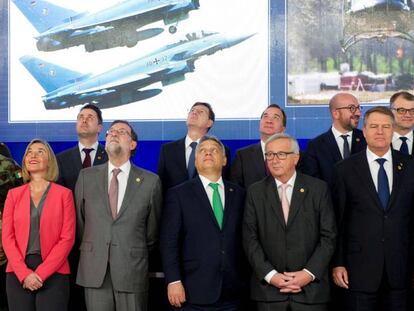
[2,182,75,283]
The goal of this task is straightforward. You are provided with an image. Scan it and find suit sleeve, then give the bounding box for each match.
[302,184,337,279]
[229,150,243,187]
[242,189,276,280]
[75,170,85,240]
[222,146,231,180]
[2,190,33,282]
[146,176,162,252]
[160,188,182,283]
[35,189,75,281]
[56,154,65,187]
[300,140,321,179]
[157,145,167,194]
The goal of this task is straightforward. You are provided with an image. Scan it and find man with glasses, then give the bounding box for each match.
[158,102,230,193]
[301,93,366,185]
[160,135,247,310]
[230,104,286,189]
[75,120,162,311]
[389,91,414,155]
[56,103,108,311]
[243,133,336,311]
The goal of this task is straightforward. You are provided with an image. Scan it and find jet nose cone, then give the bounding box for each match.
[225,33,255,48]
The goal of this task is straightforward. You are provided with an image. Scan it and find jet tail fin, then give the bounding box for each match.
[20,55,86,93]
[12,0,78,33]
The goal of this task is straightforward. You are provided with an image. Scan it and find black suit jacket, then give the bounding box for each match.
[230,142,267,189]
[160,177,247,304]
[300,128,366,185]
[56,144,108,192]
[157,137,231,193]
[332,150,414,292]
[243,173,336,304]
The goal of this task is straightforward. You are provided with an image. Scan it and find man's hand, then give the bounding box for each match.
[332,266,349,289]
[23,272,43,291]
[167,282,186,308]
[279,271,312,293]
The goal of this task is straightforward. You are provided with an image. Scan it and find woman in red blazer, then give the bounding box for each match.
[2,139,75,311]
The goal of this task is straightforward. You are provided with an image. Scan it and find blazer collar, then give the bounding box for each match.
[116,165,144,219]
[325,129,343,162]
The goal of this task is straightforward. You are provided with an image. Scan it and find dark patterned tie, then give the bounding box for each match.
[376,158,389,209]
[82,148,94,168]
[340,135,350,159]
[399,137,409,155]
[187,142,197,179]
[109,168,121,219]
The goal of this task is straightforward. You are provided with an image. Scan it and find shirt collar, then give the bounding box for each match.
[108,160,131,175]
[274,171,297,188]
[331,126,353,140]
[185,135,201,149]
[78,141,99,153]
[392,131,413,143]
[199,174,224,190]
[366,147,392,164]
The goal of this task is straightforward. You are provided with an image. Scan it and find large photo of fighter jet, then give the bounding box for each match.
[20,31,254,109]
[12,0,200,52]
[10,0,268,122]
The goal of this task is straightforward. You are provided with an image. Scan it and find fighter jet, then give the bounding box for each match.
[19,31,254,109]
[12,0,200,52]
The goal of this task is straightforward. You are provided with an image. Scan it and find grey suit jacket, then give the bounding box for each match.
[75,162,162,293]
[243,173,336,304]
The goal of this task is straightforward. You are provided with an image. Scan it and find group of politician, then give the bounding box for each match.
[1,90,414,311]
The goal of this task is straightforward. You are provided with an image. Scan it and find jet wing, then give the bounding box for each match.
[171,43,221,61]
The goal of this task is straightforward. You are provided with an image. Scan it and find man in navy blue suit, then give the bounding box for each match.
[157,102,230,194]
[160,135,247,311]
[300,93,366,185]
[389,91,414,155]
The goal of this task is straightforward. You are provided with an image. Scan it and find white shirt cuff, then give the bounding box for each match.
[168,280,182,285]
[264,270,277,283]
[303,269,315,281]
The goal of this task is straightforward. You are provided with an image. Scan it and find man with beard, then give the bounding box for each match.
[230,104,286,189]
[57,104,108,310]
[389,91,414,155]
[75,120,162,311]
[300,93,367,185]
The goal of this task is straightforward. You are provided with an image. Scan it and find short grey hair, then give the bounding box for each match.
[265,133,300,154]
[196,135,226,156]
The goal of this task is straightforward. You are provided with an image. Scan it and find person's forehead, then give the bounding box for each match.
[199,139,220,148]
[110,123,131,131]
[366,112,392,124]
[336,95,358,106]
[393,97,414,107]
[263,107,282,115]
[266,138,290,150]
[78,108,97,117]
[192,104,209,112]
[28,143,47,150]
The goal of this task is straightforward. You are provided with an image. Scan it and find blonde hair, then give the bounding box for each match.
[22,139,59,182]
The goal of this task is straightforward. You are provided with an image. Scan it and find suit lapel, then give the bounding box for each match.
[116,165,143,219]
[96,164,111,218]
[264,176,286,228]
[387,151,405,210]
[222,181,236,229]
[287,174,307,227]
[93,144,107,165]
[325,130,342,162]
[351,130,365,154]
[251,143,266,176]
[71,146,83,172]
[177,138,189,176]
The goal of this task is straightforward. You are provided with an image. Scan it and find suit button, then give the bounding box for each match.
[381,238,385,242]
[221,250,225,255]
[384,215,388,219]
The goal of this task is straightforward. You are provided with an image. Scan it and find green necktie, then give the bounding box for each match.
[209,182,224,229]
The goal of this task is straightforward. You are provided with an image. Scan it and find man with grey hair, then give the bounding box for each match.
[160,135,248,310]
[243,133,336,311]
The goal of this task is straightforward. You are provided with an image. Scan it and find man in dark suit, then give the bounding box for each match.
[389,91,414,155]
[157,102,230,193]
[243,133,336,311]
[230,104,286,189]
[300,93,366,185]
[160,135,247,311]
[57,104,108,192]
[56,104,108,311]
[332,106,414,311]
[75,120,162,311]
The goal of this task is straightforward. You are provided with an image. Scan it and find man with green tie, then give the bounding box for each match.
[160,135,248,311]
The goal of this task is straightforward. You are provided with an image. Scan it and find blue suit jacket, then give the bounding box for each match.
[300,128,366,185]
[160,177,247,304]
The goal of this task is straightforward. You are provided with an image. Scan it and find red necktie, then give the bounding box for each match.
[109,168,121,219]
[82,148,94,168]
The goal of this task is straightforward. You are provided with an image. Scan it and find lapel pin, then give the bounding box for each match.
[300,188,305,193]
[356,138,360,142]
[136,177,141,183]
[97,156,102,160]
[397,165,402,171]
[229,188,234,192]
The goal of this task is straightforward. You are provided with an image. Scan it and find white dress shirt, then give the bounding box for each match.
[185,135,201,168]
[264,172,315,283]
[107,160,131,212]
[198,174,225,210]
[366,148,393,193]
[260,140,266,160]
[331,126,353,159]
[392,131,413,155]
[78,141,99,165]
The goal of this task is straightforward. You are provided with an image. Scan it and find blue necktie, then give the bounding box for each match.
[187,141,197,179]
[399,137,409,155]
[376,158,390,209]
[341,135,350,159]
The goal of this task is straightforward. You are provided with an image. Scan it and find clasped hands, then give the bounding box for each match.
[23,272,43,291]
[270,270,313,293]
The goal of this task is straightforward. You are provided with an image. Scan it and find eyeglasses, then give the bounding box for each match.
[188,108,208,115]
[77,115,96,122]
[262,113,281,120]
[106,128,131,137]
[336,105,362,114]
[264,151,295,161]
[392,107,414,116]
